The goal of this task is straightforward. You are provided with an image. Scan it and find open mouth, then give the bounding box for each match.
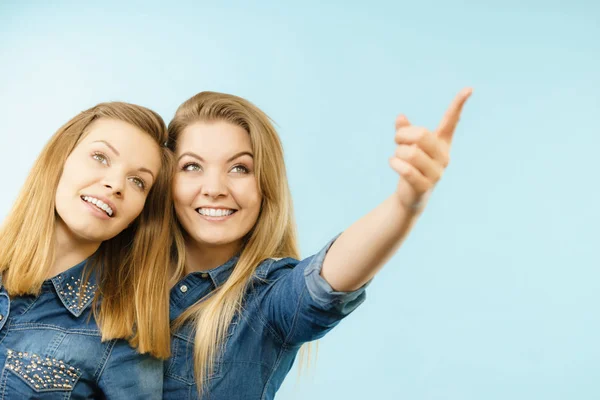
[195,208,237,218]
[81,195,114,217]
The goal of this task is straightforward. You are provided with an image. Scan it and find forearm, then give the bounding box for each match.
[320,192,424,291]
[319,88,471,293]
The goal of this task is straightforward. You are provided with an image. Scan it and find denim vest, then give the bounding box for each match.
[0,260,162,399]
[164,238,367,399]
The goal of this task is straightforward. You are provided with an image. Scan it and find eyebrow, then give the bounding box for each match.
[177,151,254,163]
[93,140,120,156]
[93,140,155,181]
[138,168,155,181]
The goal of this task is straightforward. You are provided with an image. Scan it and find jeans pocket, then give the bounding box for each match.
[1,348,82,400]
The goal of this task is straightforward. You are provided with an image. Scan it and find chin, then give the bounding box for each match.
[200,238,234,247]
[193,233,239,248]
[65,222,116,243]
[77,228,115,242]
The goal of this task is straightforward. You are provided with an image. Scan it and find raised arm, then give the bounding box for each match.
[321,88,473,291]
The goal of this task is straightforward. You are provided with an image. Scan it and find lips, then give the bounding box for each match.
[80,195,116,218]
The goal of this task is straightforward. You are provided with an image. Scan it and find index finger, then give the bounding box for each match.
[436,87,473,142]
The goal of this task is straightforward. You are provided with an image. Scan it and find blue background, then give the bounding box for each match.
[1,1,598,398]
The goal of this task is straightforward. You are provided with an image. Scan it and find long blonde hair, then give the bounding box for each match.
[0,102,174,358]
[169,91,300,392]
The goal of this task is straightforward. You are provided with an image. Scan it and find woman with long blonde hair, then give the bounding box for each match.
[164,89,472,399]
[0,102,174,398]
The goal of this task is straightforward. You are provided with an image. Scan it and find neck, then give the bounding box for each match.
[47,220,101,279]
[184,238,241,275]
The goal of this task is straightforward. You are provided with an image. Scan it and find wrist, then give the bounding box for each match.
[394,190,432,213]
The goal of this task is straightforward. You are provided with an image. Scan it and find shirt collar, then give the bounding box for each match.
[170,255,240,318]
[50,259,98,318]
[206,255,240,287]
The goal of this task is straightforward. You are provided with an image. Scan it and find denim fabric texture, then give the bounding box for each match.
[164,238,367,400]
[0,260,162,399]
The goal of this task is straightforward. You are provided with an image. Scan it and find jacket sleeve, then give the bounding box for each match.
[259,236,368,346]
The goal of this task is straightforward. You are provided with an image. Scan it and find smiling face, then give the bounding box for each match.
[173,120,262,254]
[54,118,162,246]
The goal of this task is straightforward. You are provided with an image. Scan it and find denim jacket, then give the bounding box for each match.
[0,260,162,399]
[164,238,367,400]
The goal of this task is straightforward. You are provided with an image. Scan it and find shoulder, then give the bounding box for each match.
[254,257,301,280]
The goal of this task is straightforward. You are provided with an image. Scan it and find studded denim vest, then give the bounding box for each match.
[0,259,163,399]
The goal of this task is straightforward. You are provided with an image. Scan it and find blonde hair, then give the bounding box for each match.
[169,91,300,392]
[0,102,174,358]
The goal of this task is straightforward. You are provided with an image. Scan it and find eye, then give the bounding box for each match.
[92,152,109,165]
[129,176,146,191]
[230,164,249,174]
[182,162,202,172]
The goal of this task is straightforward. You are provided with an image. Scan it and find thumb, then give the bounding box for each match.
[395,114,411,131]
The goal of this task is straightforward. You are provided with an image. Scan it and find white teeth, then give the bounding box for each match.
[82,196,113,217]
[198,208,234,217]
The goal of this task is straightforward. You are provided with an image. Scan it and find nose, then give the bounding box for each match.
[201,170,227,199]
[102,172,124,198]
[104,183,122,198]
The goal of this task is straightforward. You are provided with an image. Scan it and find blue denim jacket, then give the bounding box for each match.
[0,260,162,399]
[164,238,367,400]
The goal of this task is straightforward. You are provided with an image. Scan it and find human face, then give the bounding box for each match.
[173,121,261,253]
[54,118,161,245]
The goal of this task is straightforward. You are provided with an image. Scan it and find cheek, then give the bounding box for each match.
[173,199,189,222]
[248,182,262,210]
[116,193,147,227]
[56,158,75,188]
[249,193,262,215]
[55,174,67,199]
[171,191,197,235]
[172,176,198,219]
[173,183,192,209]
[129,195,147,218]
[56,155,96,197]
[236,180,261,213]
[55,163,78,202]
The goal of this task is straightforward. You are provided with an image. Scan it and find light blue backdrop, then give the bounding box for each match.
[1,1,598,399]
